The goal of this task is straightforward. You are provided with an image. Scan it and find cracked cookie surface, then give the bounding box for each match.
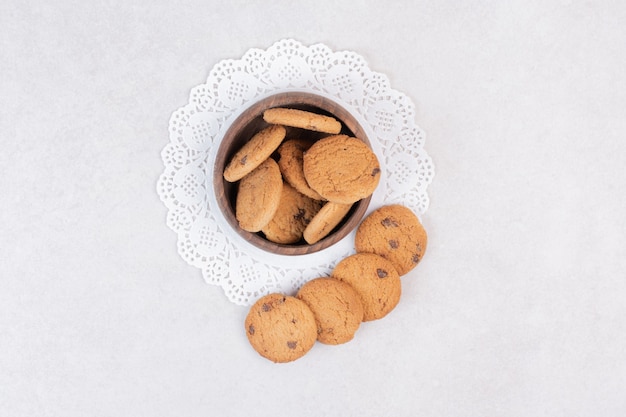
[303,135,380,204]
[296,277,364,345]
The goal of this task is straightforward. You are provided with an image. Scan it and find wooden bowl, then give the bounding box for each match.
[213,92,373,256]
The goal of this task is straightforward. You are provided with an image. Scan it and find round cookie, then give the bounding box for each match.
[277,139,325,200]
[296,277,364,345]
[355,204,427,275]
[303,135,380,204]
[235,158,283,232]
[263,107,342,134]
[331,253,401,321]
[303,201,353,244]
[261,183,323,244]
[223,124,286,182]
[245,293,317,363]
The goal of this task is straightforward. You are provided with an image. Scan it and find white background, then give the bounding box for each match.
[2,1,626,416]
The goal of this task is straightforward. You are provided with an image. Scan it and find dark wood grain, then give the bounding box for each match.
[213,92,372,256]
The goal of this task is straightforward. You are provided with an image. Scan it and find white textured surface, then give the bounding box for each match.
[2,1,625,416]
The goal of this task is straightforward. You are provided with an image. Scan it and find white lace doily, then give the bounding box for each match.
[157,39,434,306]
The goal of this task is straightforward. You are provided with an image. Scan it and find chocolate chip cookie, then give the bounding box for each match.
[223,124,286,182]
[355,204,427,275]
[263,107,342,134]
[245,293,317,363]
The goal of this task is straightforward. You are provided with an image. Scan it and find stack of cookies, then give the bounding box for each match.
[245,204,428,363]
[223,107,381,245]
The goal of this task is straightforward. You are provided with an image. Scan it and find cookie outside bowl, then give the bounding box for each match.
[213,92,375,256]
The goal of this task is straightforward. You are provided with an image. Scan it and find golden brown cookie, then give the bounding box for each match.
[263,108,342,134]
[245,293,317,363]
[355,204,427,275]
[261,183,323,244]
[223,124,286,182]
[296,277,364,345]
[331,253,401,321]
[235,158,283,232]
[303,135,380,204]
[277,138,325,200]
[302,202,353,244]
